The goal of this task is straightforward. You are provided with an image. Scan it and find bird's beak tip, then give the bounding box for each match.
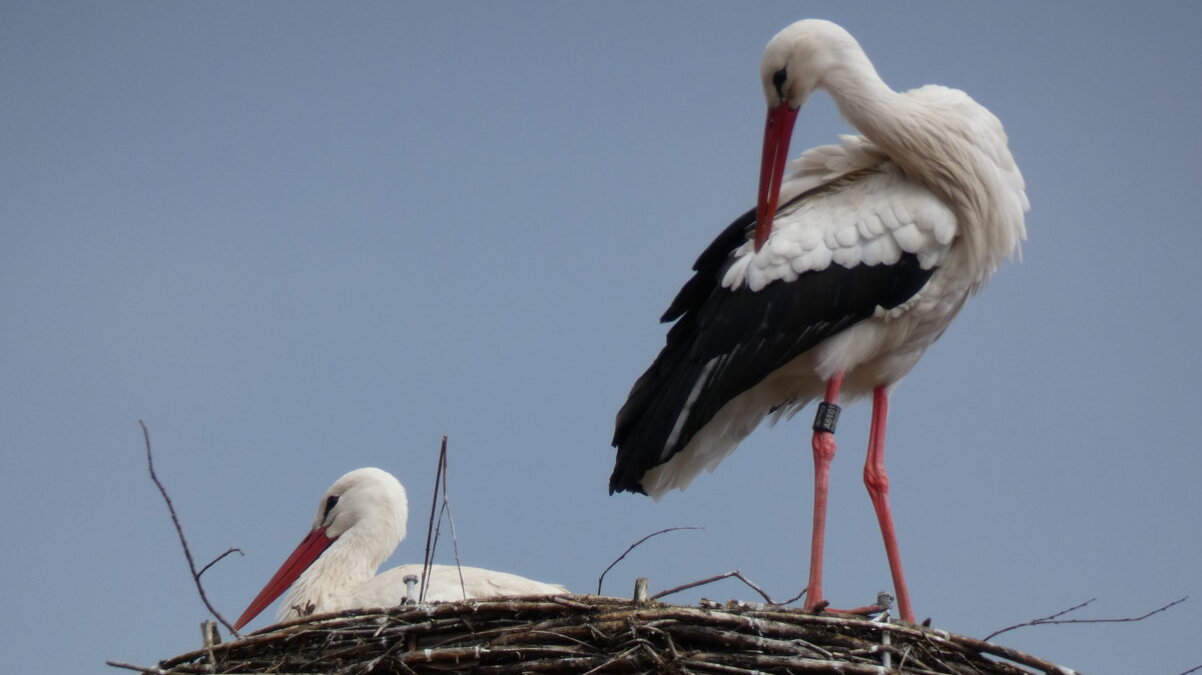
[233,527,335,630]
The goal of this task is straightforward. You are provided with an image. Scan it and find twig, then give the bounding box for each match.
[197,547,244,578]
[650,569,787,605]
[418,436,465,601]
[774,586,808,606]
[596,526,703,595]
[983,595,1188,642]
[419,436,448,602]
[105,660,169,674]
[140,420,240,635]
[982,597,1098,641]
[437,444,467,599]
[1179,664,1202,675]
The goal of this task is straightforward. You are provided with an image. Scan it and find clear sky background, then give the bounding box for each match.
[3,2,1200,674]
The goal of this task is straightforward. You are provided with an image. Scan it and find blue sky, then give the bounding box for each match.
[2,2,1200,674]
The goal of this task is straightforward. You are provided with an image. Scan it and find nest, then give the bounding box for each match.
[129,596,1078,675]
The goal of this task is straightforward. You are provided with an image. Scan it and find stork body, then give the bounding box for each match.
[234,468,566,630]
[610,20,1027,623]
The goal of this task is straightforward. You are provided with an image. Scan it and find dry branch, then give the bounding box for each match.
[418,435,471,602]
[596,526,703,595]
[418,436,447,603]
[983,595,1188,642]
[140,420,241,635]
[649,569,802,606]
[106,662,171,675]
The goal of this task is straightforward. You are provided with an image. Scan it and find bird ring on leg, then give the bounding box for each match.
[813,401,841,433]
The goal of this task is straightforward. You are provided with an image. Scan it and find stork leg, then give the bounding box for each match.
[864,385,915,623]
[804,373,843,611]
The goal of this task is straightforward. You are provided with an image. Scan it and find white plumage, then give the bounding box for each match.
[611,19,1027,623]
[639,127,1015,497]
[234,468,566,630]
[723,142,960,294]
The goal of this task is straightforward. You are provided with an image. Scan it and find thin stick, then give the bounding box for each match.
[140,420,240,635]
[596,526,702,595]
[776,587,808,605]
[105,661,170,674]
[197,547,244,578]
[983,595,1188,642]
[435,451,468,599]
[419,436,448,602]
[650,569,783,605]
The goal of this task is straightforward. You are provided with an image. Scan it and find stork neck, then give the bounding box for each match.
[281,528,391,617]
[822,63,1025,287]
[820,50,896,130]
[822,60,923,177]
[819,57,948,186]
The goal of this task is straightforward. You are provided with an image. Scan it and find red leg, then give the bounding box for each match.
[864,386,915,623]
[804,373,843,611]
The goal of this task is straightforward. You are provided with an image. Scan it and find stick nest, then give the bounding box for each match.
[146,596,1077,675]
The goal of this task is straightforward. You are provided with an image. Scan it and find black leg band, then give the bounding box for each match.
[813,401,841,433]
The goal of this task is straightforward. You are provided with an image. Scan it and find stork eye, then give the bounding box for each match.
[772,67,788,96]
[323,495,339,519]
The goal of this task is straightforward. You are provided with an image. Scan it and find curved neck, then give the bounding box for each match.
[820,50,897,137]
[821,65,1026,286]
[281,528,392,618]
[821,59,926,179]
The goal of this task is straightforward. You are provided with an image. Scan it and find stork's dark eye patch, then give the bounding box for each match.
[772,67,788,95]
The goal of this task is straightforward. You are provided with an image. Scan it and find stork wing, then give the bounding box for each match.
[610,166,955,494]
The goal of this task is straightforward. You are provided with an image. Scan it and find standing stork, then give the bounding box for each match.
[234,468,567,630]
[609,19,1027,624]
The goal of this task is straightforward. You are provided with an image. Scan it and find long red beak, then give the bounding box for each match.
[755,104,799,251]
[234,527,335,630]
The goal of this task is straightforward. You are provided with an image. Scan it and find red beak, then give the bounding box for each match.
[233,527,335,630]
[755,103,799,251]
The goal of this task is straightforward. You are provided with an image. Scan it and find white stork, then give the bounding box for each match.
[234,467,567,630]
[609,19,1027,623]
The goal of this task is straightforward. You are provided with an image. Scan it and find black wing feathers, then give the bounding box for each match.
[660,207,757,323]
[610,206,934,494]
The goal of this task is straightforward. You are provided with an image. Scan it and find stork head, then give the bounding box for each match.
[313,467,408,544]
[233,467,408,630]
[755,19,862,250]
[760,20,861,109]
